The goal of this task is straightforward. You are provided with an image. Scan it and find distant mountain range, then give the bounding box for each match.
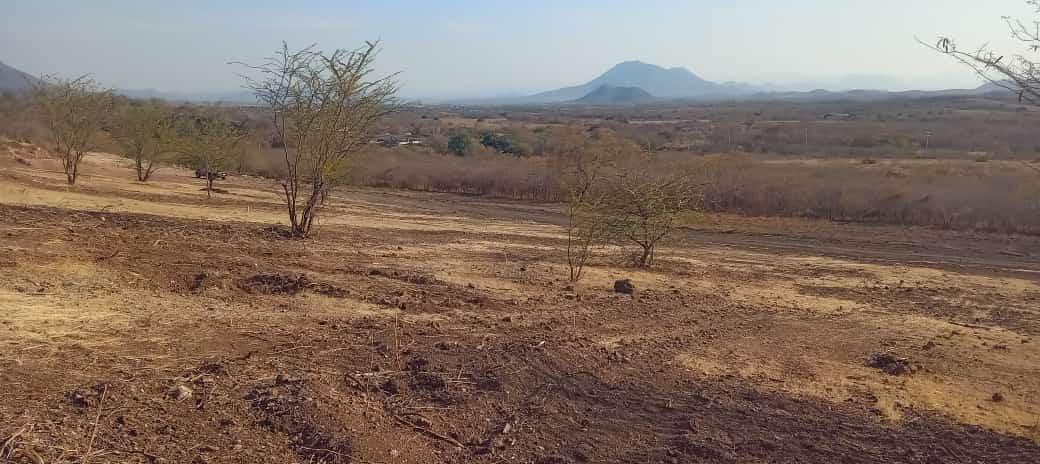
[741,80,1017,103]
[0,59,1019,106]
[461,61,1015,106]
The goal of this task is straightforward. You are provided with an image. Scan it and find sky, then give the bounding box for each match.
[2,0,1038,99]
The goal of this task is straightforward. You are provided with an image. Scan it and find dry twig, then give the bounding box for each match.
[83,384,109,464]
[392,415,466,449]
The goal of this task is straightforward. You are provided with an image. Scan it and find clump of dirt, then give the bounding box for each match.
[406,355,429,372]
[410,372,447,391]
[369,268,439,285]
[402,273,437,285]
[65,383,110,409]
[260,225,295,240]
[238,273,348,298]
[196,361,227,376]
[404,355,456,404]
[309,281,349,298]
[379,377,402,395]
[474,372,503,391]
[352,355,468,406]
[866,352,915,376]
[246,375,352,464]
[239,273,311,295]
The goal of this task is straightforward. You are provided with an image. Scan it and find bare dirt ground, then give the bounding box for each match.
[2,141,1040,463]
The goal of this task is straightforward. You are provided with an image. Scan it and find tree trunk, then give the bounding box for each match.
[62,151,76,185]
[141,159,157,182]
[291,182,326,238]
[282,182,303,238]
[66,158,78,185]
[206,176,213,199]
[566,228,577,282]
[637,244,653,267]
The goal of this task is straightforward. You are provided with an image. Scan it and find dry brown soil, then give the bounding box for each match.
[1,141,1039,463]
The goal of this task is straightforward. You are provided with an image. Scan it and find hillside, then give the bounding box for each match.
[573,84,655,104]
[527,60,734,103]
[0,61,37,93]
[0,60,251,102]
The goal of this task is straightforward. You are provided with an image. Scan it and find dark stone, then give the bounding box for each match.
[614,279,635,294]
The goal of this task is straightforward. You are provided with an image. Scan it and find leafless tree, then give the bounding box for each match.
[927,2,1040,102]
[238,41,399,237]
[924,0,1040,175]
[30,75,113,184]
[108,101,177,182]
[607,157,698,267]
[557,130,629,281]
[179,112,245,198]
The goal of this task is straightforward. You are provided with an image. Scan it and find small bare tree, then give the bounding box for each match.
[607,158,697,267]
[31,75,113,184]
[557,130,629,281]
[239,41,398,237]
[108,101,177,182]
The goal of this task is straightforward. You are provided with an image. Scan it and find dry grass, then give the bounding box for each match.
[337,148,1040,234]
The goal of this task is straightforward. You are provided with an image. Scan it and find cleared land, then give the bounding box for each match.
[1,145,1039,463]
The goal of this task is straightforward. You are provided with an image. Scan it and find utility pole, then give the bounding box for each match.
[924,130,932,153]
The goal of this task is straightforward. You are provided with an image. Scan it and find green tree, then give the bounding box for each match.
[447,133,471,156]
[480,132,499,150]
[480,132,528,156]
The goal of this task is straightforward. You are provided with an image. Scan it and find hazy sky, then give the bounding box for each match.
[2,0,1038,98]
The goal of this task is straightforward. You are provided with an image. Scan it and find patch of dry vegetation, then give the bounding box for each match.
[340,149,1039,234]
